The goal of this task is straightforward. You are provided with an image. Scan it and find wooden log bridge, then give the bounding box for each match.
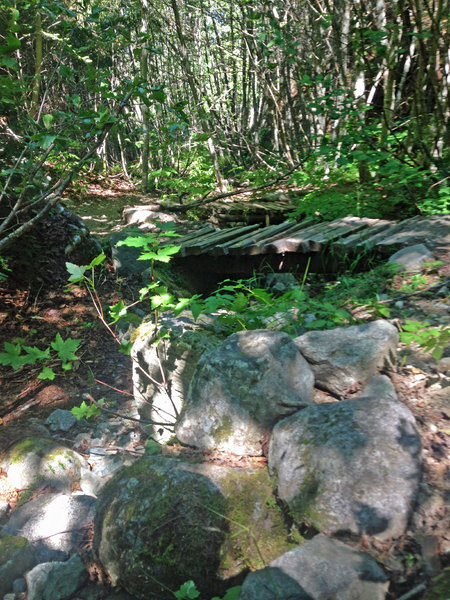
[172,214,450,257]
[167,214,449,291]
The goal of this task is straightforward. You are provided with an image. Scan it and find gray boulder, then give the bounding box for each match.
[132,313,222,442]
[94,456,291,599]
[269,395,421,541]
[26,563,56,600]
[0,534,37,597]
[2,493,96,562]
[42,554,88,600]
[238,534,388,600]
[176,329,315,455]
[294,320,398,397]
[26,556,87,600]
[1,437,88,493]
[388,244,435,272]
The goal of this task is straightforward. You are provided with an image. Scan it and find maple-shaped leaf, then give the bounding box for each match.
[38,366,56,380]
[23,345,51,364]
[66,262,87,283]
[51,333,81,363]
[0,342,27,369]
[109,299,128,324]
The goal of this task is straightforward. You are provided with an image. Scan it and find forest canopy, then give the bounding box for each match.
[0,0,449,252]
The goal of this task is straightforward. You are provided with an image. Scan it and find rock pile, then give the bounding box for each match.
[0,319,431,600]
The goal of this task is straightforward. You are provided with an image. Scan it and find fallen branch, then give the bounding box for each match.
[169,159,307,213]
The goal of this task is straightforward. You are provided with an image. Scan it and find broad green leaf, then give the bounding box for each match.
[51,334,81,363]
[66,262,86,283]
[0,57,18,70]
[42,114,54,130]
[38,367,56,380]
[39,135,57,149]
[23,345,51,363]
[109,299,128,324]
[88,253,106,268]
[174,580,200,600]
[190,301,203,321]
[116,235,154,248]
[119,340,132,355]
[0,345,26,369]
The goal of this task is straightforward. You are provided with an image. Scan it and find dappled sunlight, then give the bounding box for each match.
[33,494,73,544]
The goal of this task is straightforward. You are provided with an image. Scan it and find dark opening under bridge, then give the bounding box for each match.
[167,214,449,292]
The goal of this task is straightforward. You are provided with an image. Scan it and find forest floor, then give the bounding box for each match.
[0,178,449,599]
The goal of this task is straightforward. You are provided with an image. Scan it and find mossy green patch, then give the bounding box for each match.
[9,437,51,464]
[94,458,292,599]
[422,567,450,600]
[212,415,234,444]
[289,472,324,531]
[0,534,30,564]
[215,468,292,577]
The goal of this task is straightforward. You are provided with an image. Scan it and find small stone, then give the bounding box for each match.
[388,244,435,272]
[395,300,404,309]
[437,357,450,374]
[12,578,26,594]
[45,409,77,432]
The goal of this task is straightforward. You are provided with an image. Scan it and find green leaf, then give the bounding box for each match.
[0,57,18,70]
[88,253,106,268]
[23,345,51,364]
[39,135,57,149]
[0,342,28,369]
[118,340,132,355]
[150,89,166,103]
[431,346,443,361]
[109,299,128,324]
[71,400,101,420]
[190,301,203,321]
[116,235,154,248]
[42,114,54,130]
[174,580,200,600]
[51,334,81,363]
[211,586,242,600]
[66,262,87,283]
[38,367,56,380]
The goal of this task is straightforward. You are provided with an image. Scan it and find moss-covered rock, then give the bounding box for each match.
[0,534,37,596]
[2,437,87,492]
[94,456,292,599]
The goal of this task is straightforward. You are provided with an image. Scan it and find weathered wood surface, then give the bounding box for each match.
[168,214,450,258]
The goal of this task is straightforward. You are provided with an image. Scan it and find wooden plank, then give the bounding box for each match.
[375,214,450,248]
[213,221,295,256]
[223,219,320,255]
[262,218,348,254]
[359,216,422,249]
[182,224,260,255]
[335,220,392,250]
[307,217,374,251]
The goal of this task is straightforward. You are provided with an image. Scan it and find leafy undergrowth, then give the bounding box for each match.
[0,240,449,599]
